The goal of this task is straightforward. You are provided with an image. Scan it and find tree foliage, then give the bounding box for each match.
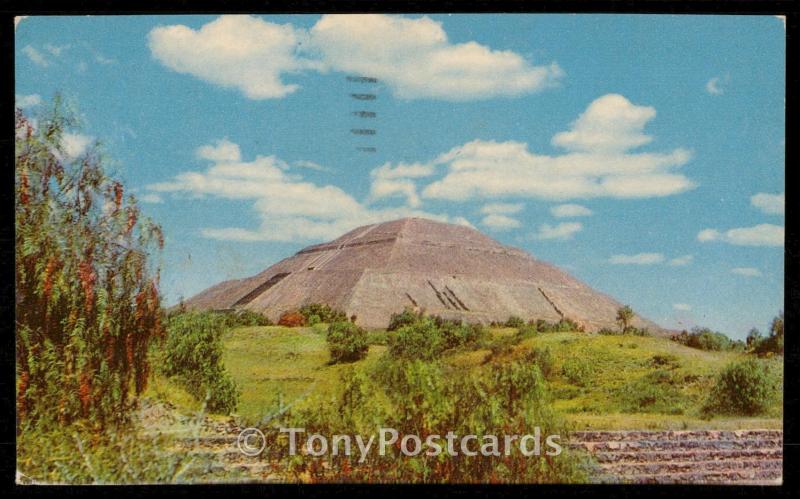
[15,101,164,428]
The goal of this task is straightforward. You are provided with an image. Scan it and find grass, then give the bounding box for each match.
[153,325,783,431]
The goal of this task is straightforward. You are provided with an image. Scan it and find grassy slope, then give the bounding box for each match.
[152,325,783,430]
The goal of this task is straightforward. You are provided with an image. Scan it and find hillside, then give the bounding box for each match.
[148,325,782,430]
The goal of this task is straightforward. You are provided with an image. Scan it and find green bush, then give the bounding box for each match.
[326,321,369,363]
[672,327,743,351]
[561,358,594,387]
[159,312,239,414]
[752,312,784,356]
[527,347,555,379]
[704,358,778,416]
[617,370,686,414]
[387,307,423,331]
[388,318,443,360]
[504,315,525,328]
[275,357,589,483]
[221,309,272,327]
[516,324,538,340]
[440,321,487,349]
[299,303,347,324]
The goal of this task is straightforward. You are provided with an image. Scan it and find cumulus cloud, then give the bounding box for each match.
[419,94,693,202]
[147,139,467,242]
[697,224,783,247]
[673,303,692,311]
[552,94,656,152]
[532,222,583,240]
[148,14,562,101]
[550,203,592,218]
[310,14,563,100]
[751,192,784,215]
[668,254,694,266]
[609,253,665,265]
[196,138,242,162]
[368,162,437,208]
[148,15,312,99]
[481,214,521,231]
[15,94,42,109]
[731,267,762,277]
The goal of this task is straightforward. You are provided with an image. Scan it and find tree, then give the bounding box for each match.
[746,328,763,349]
[16,100,164,427]
[616,305,635,333]
[770,311,784,339]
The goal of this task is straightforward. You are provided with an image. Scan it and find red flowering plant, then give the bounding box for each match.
[15,98,164,430]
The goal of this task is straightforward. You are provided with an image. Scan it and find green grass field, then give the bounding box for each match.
[150,325,782,430]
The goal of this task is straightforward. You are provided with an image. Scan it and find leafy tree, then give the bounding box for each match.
[704,358,778,416]
[746,328,763,349]
[159,312,239,413]
[15,100,164,427]
[616,305,635,333]
[326,321,369,363]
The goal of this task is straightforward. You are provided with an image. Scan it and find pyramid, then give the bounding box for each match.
[185,217,663,332]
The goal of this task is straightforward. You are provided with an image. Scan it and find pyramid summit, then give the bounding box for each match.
[185,217,662,332]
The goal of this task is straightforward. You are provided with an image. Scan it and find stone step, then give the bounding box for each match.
[621,468,782,484]
[602,458,782,476]
[570,429,782,443]
[594,447,782,463]
[570,438,782,452]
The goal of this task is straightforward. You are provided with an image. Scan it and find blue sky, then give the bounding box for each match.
[15,14,785,339]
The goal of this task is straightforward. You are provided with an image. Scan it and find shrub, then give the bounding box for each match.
[527,347,555,379]
[618,370,686,415]
[672,327,743,351]
[278,357,589,483]
[221,309,272,327]
[15,100,164,427]
[704,358,778,416]
[504,315,525,328]
[388,318,443,360]
[326,321,369,363]
[387,307,423,331]
[278,310,307,327]
[561,358,594,387]
[159,312,239,414]
[440,321,487,350]
[299,303,347,324]
[516,324,538,340]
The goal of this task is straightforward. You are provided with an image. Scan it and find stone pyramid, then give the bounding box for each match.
[185,217,662,332]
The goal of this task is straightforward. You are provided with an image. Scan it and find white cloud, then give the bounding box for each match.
[697,224,783,247]
[673,303,692,311]
[552,94,656,152]
[22,45,48,67]
[532,222,583,240]
[15,94,42,109]
[44,43,69,57]
[668,254,694,266]
[60,133,93,160]
[480,202,524,215]
[751,192,784,215]
[609,253,665,265]
[148,15,312,99]
[147,138,467,242]
[310,14,563,101]
[368,161,436,207]
[139,193,164,204]
[481,214,521,231]
[148,14,562,101]
[550,203,592,218]
[196,138,242,162]
[419,94,694,202]
[731,267,762,277]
